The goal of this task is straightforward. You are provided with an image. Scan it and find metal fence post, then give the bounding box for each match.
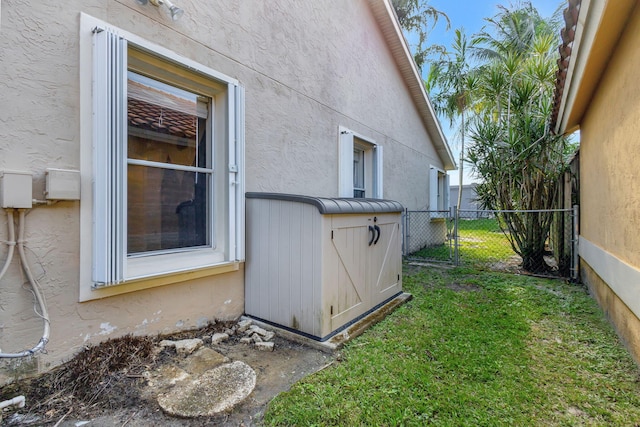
[454,205,459,266]
[571,204,579,282]
[404,207,409,256]
[448,207,454,261]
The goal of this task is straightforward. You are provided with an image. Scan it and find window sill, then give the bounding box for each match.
[126,248,227,281]
[80,261,241,302]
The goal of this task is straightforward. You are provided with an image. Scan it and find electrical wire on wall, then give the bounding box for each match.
[0,208,50,358]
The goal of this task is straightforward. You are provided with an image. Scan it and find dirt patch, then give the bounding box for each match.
[487,255,523,273]
[0,321,335,426]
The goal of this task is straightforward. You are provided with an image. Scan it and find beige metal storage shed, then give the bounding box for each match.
[245,192,403,341]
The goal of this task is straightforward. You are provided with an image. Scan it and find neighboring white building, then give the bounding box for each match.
[0,0,454,378]
[450,183,488,218]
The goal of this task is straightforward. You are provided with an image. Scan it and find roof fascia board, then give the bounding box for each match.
[556,0,636,134]
[555,0,599,134]
[367,0,456,170]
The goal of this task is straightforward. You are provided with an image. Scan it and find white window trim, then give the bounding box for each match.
[338,126,383,198]
[429,166,449,219]
[79,14,244,301]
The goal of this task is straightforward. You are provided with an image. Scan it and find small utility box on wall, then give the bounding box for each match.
[245,192,404,341]
[45,168,80,200]
[0,170,33,208]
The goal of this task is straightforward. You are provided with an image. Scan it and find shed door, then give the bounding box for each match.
[328,216,371,330]
[369,216,402,306]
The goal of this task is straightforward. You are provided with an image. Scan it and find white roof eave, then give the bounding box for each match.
[368,0,456,171]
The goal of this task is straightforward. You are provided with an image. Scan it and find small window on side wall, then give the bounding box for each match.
[353,146,366,198]
[429,166,450,219]
[339,127,383,199]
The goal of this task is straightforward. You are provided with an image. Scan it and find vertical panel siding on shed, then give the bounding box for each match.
[245,198,324,336]
[245,193,403,341]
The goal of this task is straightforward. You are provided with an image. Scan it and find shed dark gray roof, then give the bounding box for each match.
[245,192,404,215]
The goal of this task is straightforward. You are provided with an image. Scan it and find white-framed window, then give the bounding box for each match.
[430,166,449,218]
[353,144,366,198]
[80,14,244,291]
[338,126,383,198]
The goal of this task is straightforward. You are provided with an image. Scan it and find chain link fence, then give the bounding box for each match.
[403,210,454,264]
[404,207,578,279]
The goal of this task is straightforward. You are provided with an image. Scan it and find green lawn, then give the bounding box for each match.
[457,218,516,265]
[411,218,518,267]
[264,266,640,426]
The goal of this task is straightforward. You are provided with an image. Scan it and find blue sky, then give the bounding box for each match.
[418,0,566,185]
[427,0,562,48]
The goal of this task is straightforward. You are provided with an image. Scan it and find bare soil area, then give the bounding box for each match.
[0,321,335,426]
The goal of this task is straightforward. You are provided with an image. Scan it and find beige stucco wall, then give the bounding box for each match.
[579,5,640,266]
[577,5,640,359]
[228,1,443,207]
[0,0,445,378]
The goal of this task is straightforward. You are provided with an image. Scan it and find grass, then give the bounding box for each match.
[411,218,518,267]
[263,266,640,426]
[457,218,516,265]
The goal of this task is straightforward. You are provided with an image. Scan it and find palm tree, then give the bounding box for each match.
[391,0,450,70]
[466,3,568,273]
[473,1,559,60]
[426,28,479,212]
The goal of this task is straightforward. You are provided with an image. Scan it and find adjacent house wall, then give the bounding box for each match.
[577,4,640,362]
[0,0,449,379]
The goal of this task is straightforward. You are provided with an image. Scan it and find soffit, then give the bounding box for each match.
[367,0,456,171]
[553,0,637,134]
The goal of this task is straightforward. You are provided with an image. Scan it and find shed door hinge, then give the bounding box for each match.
[229,164,238,173]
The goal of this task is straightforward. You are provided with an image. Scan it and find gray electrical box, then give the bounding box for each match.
[0,170,33,208]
